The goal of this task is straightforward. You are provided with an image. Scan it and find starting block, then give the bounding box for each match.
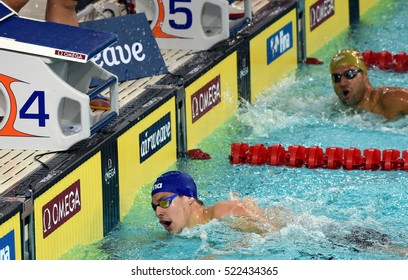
[137,0,230,50]
[0,2,119,151]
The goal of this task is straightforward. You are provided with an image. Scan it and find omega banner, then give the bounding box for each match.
[191,75,222,123]
[80,13,168,82]
[42,180,81,239]
[310,0,335,31]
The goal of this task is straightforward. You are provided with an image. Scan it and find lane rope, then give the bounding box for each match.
[230,143,408,171]
[362,50,408,72]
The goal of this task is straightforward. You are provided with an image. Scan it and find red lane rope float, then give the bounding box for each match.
[362,50,408,72]
[187,149,211,160]
[229,143,408,171]
[305,57,324,65]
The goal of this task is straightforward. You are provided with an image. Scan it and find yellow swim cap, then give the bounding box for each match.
[330,49,367,74]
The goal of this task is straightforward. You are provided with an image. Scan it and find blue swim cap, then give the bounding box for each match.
[151,171,198,199]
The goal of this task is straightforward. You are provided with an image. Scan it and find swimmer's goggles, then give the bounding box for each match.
[151,193,178,211]
[331,69,363,83]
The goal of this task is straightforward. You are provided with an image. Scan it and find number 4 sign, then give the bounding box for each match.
[0,74,49,137]
[0,50,92,151]
[0,6,119,151]
[0,48,118,151]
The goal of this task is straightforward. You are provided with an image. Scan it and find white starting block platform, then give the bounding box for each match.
[146,0,231,50]
[0,1,119,151]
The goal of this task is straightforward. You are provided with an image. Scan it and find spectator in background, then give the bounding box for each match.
[4,0,79,26]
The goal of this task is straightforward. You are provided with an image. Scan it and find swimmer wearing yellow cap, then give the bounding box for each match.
[330,49,408,120]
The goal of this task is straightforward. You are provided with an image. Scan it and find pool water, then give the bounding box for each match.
[62,0,408,260]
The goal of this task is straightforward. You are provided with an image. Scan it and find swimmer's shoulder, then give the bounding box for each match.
[375,86,408,118]
[209,200,259,219]
[376,86,408,96]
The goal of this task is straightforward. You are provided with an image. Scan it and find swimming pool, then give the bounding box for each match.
[62,0,408,260]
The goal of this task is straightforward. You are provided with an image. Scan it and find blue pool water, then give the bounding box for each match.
[62,0,408,260]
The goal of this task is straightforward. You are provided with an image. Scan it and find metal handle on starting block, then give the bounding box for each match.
[88,76,117,99]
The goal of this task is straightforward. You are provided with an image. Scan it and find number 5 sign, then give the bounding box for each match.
[141,0,230,50]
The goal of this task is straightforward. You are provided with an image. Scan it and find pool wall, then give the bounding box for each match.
[249,7,299,102]
[0,0,380,260]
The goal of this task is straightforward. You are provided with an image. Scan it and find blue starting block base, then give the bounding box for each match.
[0,2,119,151]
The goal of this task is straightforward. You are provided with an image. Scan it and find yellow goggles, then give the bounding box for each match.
[151,193,178,211]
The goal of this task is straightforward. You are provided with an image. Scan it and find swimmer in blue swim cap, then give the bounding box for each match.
[151,171,408,256]
[151,171,286,234]
[330,49,408,120]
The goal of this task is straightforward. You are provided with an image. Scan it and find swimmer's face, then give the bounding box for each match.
[151,192,190,233]
[331,65,367,107]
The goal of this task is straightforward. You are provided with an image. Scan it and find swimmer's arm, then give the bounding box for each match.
[212,201,282,234]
